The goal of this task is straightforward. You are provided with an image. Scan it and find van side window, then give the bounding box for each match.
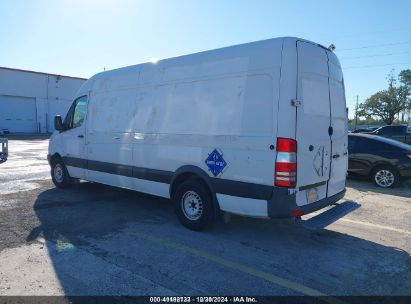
[72,96,88,128]
[63,103,75,129]
[64,96,88,130]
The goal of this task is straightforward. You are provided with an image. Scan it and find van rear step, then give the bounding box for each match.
[299,201,360,230]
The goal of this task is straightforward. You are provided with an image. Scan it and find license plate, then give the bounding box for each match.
[306,188,319,203]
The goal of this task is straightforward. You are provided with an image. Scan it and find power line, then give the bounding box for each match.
[340,50,411,60]
[344,61,411,69]
[338,41,411,51]
[319,26,411,41]
[332,26,411,40]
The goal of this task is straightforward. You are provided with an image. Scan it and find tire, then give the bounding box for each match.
[372,165,399,188]
[173,180,214,231]
[51,158,72,188]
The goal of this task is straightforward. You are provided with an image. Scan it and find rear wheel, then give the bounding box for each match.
[173,180,214,230]
[372,165,399,188]
[51,158,72,188]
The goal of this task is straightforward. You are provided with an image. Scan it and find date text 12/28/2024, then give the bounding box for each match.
[149,297,258,303]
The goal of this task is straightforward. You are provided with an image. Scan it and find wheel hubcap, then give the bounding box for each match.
[375,170,394,187]
[54,164,64,183]
[181,190,203,221]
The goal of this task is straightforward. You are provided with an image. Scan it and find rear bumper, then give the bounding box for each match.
[267,187,346,218]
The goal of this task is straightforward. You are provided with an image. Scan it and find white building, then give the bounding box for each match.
[0,67,86,133]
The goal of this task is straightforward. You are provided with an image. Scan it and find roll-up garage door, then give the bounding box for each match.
[0,95,37,132]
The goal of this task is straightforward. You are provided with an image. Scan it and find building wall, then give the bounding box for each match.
[0,67,86,133]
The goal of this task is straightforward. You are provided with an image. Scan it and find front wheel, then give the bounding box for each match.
[173,180,214,231]
[51,159,72,188]
[372,165,399,188]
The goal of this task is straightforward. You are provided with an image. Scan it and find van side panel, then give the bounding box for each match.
[86,88,135,190]
[216,194,268,217]
[81,39,283,217]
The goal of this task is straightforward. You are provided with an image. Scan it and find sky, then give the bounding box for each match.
[0,0,410,118]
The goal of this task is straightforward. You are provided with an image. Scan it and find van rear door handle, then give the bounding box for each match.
[332,154,340,159]
[77,135,84,138]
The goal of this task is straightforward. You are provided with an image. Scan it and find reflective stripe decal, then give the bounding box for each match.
[63,157,173,183]
[60,156,274,200]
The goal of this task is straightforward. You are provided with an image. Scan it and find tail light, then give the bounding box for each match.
[291,210,304,217]
[275,138,297,187]
[407,153,411,159]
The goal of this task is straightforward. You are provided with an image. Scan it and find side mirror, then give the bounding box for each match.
[54,115,64,131]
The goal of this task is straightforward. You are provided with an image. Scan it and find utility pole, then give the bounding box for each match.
[354,95,359,130]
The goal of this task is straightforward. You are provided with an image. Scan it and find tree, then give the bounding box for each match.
[358,70,410,125]
[399,69,411,86]
[399,69,411,122]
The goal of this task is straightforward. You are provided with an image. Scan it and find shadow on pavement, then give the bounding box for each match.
[27,182,411,296]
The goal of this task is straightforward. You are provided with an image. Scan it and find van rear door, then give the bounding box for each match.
[295,41,331,205]
[327,53,348,197]
[295,41,348,205]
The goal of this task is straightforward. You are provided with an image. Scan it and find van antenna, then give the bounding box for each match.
[328,44,336,51]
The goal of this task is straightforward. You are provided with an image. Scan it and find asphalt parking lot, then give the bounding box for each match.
[0,138,410,297]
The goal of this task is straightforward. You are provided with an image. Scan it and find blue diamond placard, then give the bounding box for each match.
[205,149,227,177]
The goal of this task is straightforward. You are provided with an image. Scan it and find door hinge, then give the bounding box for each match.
[291,99,302,107]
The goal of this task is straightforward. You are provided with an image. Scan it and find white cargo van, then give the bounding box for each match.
[48,37,359,230]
